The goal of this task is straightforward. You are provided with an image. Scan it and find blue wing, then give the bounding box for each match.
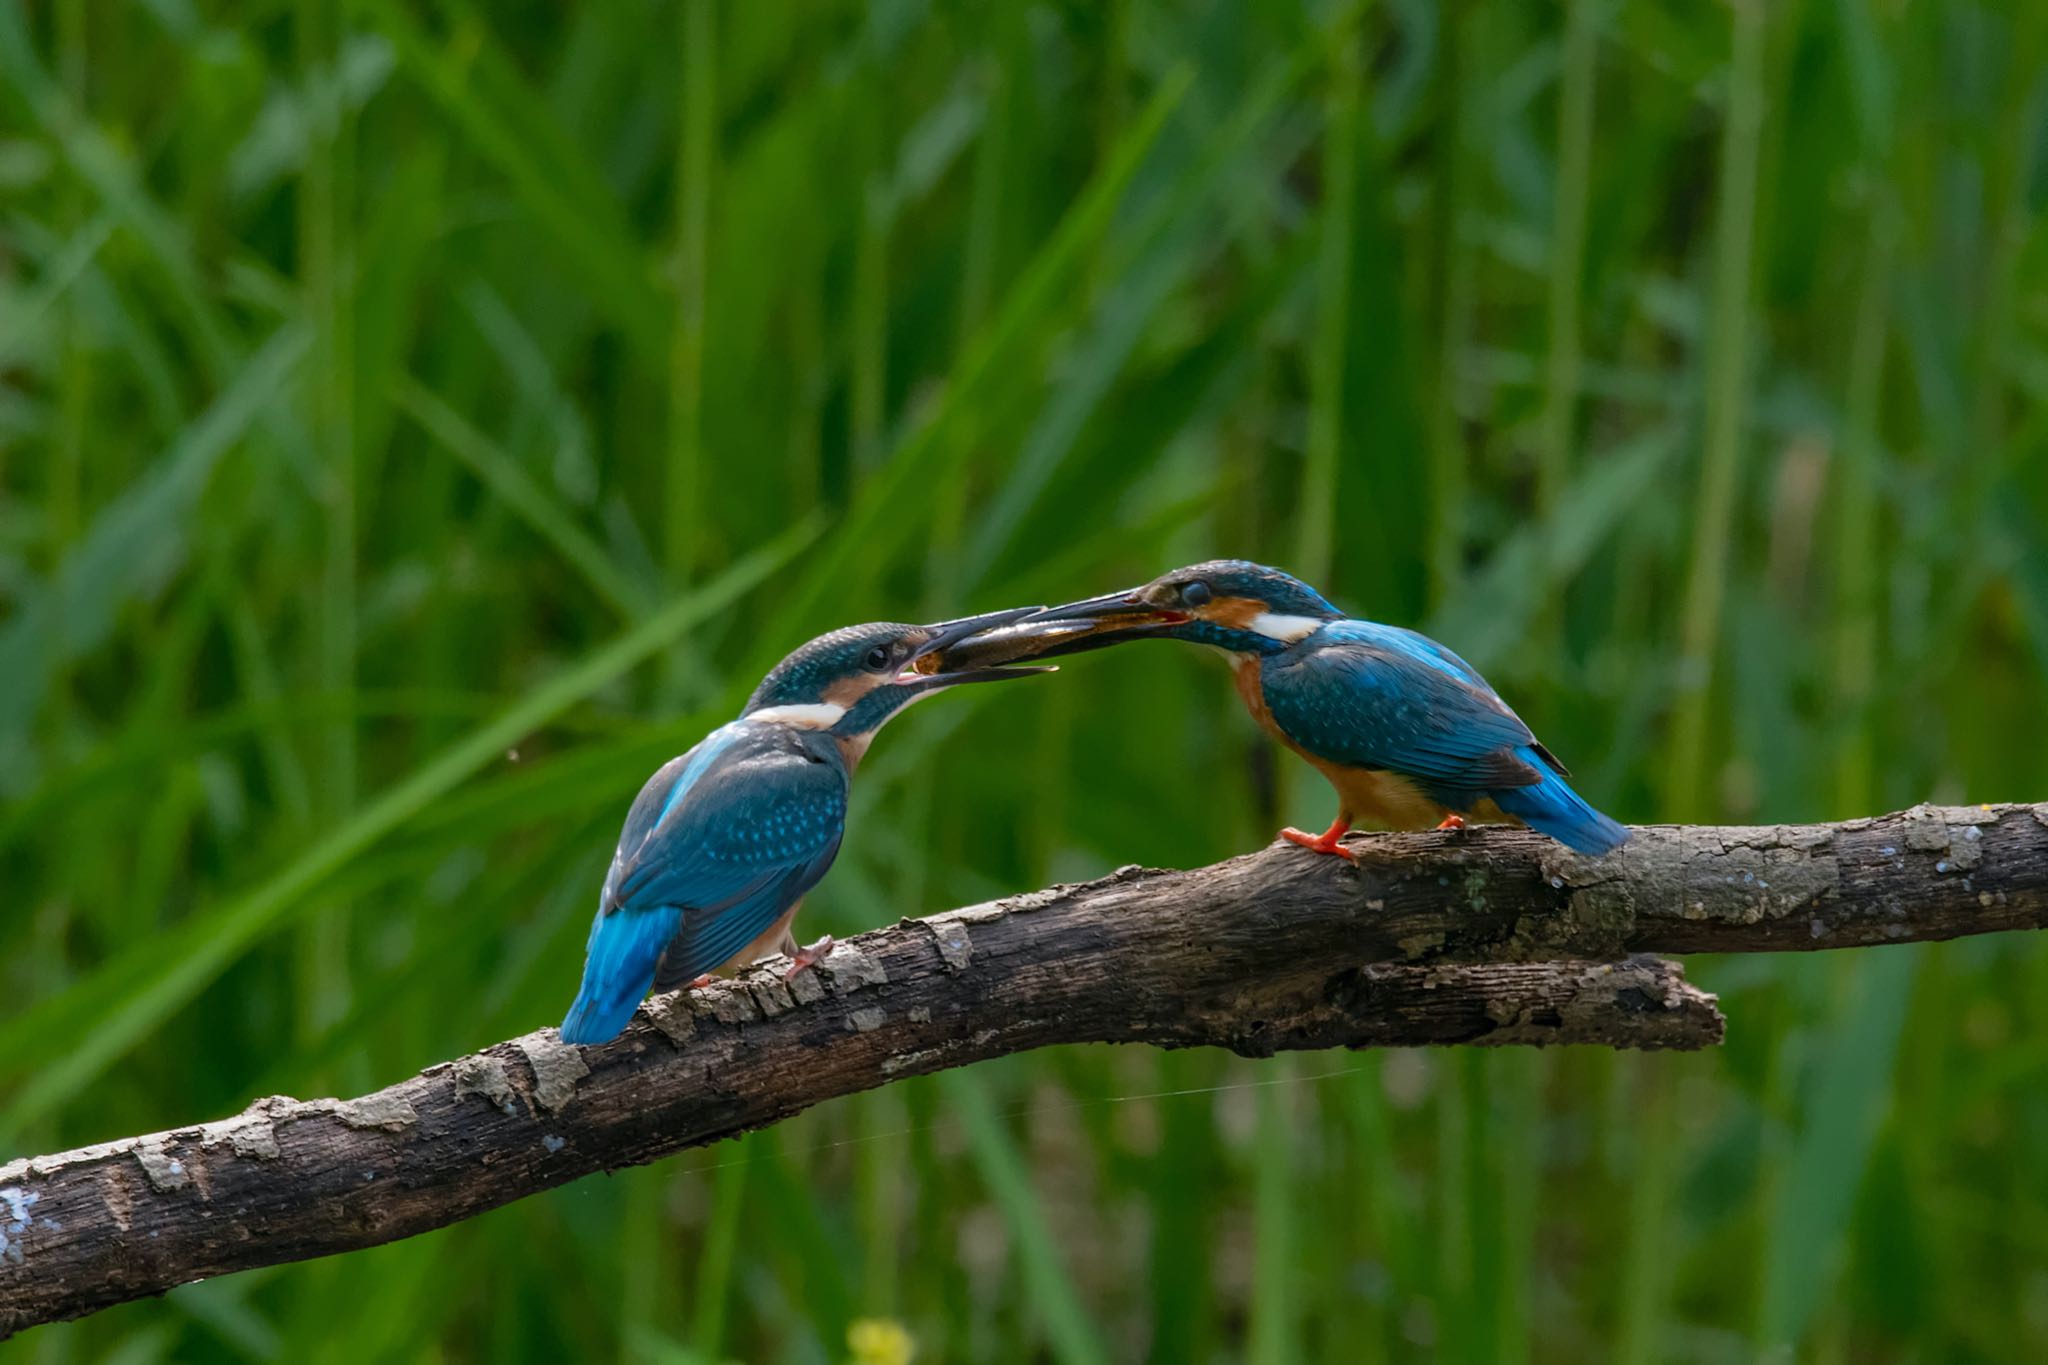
[560,724,847,1044]
[1263,622,1626,855]
[1264,623,1543,793]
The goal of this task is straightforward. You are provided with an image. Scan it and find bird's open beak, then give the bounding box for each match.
[897,605,1059,689]
[924,587,1191,667]
[1025,587,1189,627]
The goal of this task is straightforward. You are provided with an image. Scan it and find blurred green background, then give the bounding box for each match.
[4,0,2047,1360]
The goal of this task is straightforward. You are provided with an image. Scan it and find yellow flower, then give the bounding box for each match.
[846,1317,916,1365]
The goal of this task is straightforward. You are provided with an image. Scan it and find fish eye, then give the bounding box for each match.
[865,644,893,672]
[1181,580,1213,608]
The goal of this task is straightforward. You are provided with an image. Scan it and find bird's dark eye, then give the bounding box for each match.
[1181,580,1213,608]
[865,644,893,672]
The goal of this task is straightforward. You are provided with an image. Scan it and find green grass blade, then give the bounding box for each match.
[1758,951,1918,1349]
[0,324,309,791]
[395,376,652,618]
[942,1069,1111,1365]
[1662,0,1767,822]
[360,0,665,352]
[753,65,1191,656]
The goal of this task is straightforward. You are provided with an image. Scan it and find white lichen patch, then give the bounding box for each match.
[703,987,760,1026]
[1946,828,1985,872]
[203,1109,281,1160]
[786,969,827,1006]
[0,1186,38,1265]
[516,1036,590,1113]
[932,900,1012,926]
[928,921,973,972]
[983,881,1087,917]
[746,975,797,1017]
[848,1007,888,1033]
[308,1093,420,1132]
[454,1056,518,1113]
[643,992,698,1046]
[136,1138,191,1193]
[818,943,888,993]
[1902,804,1955,853]
[1901,804,1994,872]
[20,1135,146,1182]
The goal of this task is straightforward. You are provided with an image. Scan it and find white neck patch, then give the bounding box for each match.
[748,702,847,729]
[1248,612,1325,643]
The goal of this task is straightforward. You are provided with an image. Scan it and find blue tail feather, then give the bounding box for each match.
[560,904,683,1045]
[1493,752,1629,856]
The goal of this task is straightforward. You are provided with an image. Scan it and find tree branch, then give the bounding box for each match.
[6,800,2043,1336]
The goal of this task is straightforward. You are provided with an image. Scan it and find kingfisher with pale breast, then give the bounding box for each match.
[560,607,1050,1045]
[1007,561,1628,859]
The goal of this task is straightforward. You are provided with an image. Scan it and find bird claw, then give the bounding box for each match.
[1433,814,1468,833]
[785,934,835,977]
[688,974,716,990]
[1280,825,1358,862]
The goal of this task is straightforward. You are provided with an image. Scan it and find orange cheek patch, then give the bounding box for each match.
[824,674,879,708]
[1207,597,1267,629]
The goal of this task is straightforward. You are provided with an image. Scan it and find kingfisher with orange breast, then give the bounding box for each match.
[1009,560,1629,859]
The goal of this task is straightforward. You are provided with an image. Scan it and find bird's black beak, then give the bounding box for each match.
[925,587,1193,666]
[1024,587,1188,626]
[899,605,1059,689]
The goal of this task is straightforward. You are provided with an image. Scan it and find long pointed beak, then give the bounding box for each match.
[1023,587,1175,624]
[917,605,1046,658]
[897,605,1058,690]
[916,588,1192,671]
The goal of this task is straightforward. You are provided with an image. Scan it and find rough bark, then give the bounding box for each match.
[5,800,2044,1336]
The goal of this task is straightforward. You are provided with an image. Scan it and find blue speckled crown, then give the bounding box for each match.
[745,622,919,713]
[1164,559,1343,618]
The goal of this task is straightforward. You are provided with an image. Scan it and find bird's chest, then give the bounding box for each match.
[1234,655,1336,774]
[1236,654,1433,818]
[1234,651,1466,830]
[1231,656,1297,749]
[833,731,872,772]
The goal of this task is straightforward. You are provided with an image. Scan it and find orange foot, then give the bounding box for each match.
[1434,813,1467,833]
[785,934,836,977]
[1280,816,1357,862]
[688,973,717,989]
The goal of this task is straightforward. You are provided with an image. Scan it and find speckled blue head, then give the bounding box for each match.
[746,623,918,713]
[1020,560,1345,657]
[1143,560,1343,620]
[743,608,1050,737]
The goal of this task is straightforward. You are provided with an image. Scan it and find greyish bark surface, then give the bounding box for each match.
[5,800,2045,1337]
